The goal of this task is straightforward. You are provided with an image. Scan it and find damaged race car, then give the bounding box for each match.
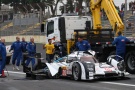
[23,50,129,80]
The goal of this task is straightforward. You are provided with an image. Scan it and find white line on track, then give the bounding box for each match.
[4,71,25,75]
[101,82,135,87]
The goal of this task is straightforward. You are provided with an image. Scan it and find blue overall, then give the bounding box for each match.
[10,41,23,66]
[22,41,28,52]
[21,41,28,62]
[112,35,130,60]
[26,42,36,68]
[0,43,6,74]
[76,40,91,51]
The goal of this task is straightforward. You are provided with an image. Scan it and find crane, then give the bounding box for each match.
[90,0,124,35]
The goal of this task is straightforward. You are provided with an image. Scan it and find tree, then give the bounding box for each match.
[1,0,59,16]
[44,0,60,16]
[0,0,1,10]
[76,0,83,14]
[59,0,74,14]
[66,0,74,13]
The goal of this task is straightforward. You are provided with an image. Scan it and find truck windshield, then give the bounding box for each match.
[47,21,54,35]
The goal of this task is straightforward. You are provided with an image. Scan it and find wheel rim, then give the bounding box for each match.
[53,54,60,60]
[127,55,135,70]
[73,66,79,80]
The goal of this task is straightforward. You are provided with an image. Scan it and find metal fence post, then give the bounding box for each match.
[23,6,29,36]
[37,3,42,35]
[30,4,35,35]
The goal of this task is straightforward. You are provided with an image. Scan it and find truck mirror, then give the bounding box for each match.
[41,24,44,32]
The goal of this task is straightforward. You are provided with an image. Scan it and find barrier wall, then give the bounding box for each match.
[1,35,46,44]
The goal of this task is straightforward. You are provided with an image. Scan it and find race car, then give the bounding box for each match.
[24,50,129,80]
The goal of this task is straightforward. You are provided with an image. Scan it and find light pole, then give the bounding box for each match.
[37,3,42,24]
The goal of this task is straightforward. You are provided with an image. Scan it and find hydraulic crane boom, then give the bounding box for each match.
[90,0,124,35]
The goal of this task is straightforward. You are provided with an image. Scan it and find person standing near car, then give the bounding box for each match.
[21,37,28,65]
[25,37,36,69]
[112,31,130,60]
[76,36,91,51]
[43,39,55,63]
[10,37,23,70]
[22,37,27,52]
[0,38,7,78]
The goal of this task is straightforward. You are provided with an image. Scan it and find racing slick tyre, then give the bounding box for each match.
[6,56,11,64]
[46,69,60,79]
[53,51,61,60]
[72,63,81,81]
[32,63,46,80]
[125,51,135,74]
[47,70,53,79]
[26,73,31,78]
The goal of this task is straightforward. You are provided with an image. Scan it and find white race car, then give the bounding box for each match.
[44,50,128,80]
[24,50,129,80]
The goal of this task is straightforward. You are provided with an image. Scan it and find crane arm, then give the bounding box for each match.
[90,0,124,35]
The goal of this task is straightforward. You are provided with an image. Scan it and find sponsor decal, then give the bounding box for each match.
[105,68,112,72]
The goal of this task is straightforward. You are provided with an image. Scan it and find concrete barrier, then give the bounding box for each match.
[1,35,46,44]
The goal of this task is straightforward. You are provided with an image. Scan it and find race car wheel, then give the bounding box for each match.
[72,63,81,81]
[53,51,61,60]
[125,51,135,74]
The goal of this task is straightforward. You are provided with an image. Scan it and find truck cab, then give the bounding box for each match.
[46,15,92,43]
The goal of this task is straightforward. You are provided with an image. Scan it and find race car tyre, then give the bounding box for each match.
[53,51,61,60]
[109,51,116,56]
[125,51,135,74]
[26,73,31,78]
[72,63,81,81]
[6,56,11,64]
[47,70,53,79]
[31,74,36,80]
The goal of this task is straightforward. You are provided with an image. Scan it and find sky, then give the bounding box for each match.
[113,0,134,8]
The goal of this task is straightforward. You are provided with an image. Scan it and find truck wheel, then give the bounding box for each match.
[125,51,135,74]
[72,63,81,81]
[6,56,11,65]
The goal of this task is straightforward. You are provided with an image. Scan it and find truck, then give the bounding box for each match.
[41,0,135,74]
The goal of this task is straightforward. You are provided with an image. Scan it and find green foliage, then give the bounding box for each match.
[59,0,74,14]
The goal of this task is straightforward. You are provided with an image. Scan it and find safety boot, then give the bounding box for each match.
[0,70,6,78]
[16,66,20,71]
[13,65,16,70]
